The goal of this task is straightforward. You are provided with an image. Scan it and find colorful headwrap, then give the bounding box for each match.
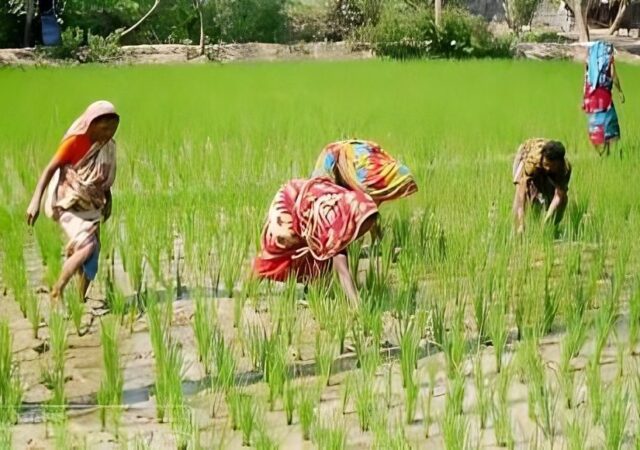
[312,140,418,204]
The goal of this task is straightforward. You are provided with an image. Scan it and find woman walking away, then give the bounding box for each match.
[26,101,119,304]
[513,138,571,234]
[583,41,625,156]
[254,177,379,307]
[312,139,418,239]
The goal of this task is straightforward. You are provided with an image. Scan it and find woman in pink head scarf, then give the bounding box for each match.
[26,101,119,304]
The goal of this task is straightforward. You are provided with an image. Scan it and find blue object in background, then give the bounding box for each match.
[41,13,61,46]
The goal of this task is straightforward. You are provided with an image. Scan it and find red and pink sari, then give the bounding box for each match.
[254,177,378,282]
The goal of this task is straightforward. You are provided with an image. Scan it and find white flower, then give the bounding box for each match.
[450,40,457,46]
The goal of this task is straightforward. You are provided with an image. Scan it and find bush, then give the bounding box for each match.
[365,4,513,59]
[46,26,84,60]
[83,31,122,63]
[504,0,542,33]
[287,2,329,42]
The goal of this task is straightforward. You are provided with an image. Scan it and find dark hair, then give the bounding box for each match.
[541,140,565,161]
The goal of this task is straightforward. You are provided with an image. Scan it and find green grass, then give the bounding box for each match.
[1,58,640,448]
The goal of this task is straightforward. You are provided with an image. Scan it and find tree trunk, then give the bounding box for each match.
[121,0,161,38]
[435,0,442,28]
[23,0,35,47]
[572,0,590,42]
[609,0,628,35]
[197,4,205,55]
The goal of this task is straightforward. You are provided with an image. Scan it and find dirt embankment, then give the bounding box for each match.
[0,42,374,67]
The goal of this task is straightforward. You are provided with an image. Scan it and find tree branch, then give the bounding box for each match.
[121,0,161,38]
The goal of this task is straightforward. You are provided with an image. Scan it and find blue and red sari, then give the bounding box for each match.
[583,41,620,146]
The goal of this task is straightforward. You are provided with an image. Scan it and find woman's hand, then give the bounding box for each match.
[26,197,40,226]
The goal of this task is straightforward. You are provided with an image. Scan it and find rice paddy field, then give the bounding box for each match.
[0,59,640,449]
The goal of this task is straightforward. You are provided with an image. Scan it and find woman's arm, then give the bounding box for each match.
[333,252,359,308]
[26,157,61,226]
[544,188,568,225]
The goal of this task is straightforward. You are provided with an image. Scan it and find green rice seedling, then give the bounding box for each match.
[238,393,258,446]
[564,412,588,450]
[373,425,411,450]
[171,403,193,450]
[473,356,489,429]
[97,316,123,435]
[211,330,236,395]
[492,366,514,448]
[532,374,559,448]
[404,374,419,424]
[0,321,23,441]
[34,220,63,290]
[45,310,68,441]
[440,406,470,450]
[446,369,465,417]
[592,300,616,370]
[66,285,85,336]
[585,359,603,424]
[233,294,245,329]
[271,276,297,345]
[472,273,490,342]
[106,277,127,320]
[312,414,347,450]
[541,266,560,336]
[602,380,629,450]
[487,298,508,374]
[354,371,376,431]
[341,373,352,415]
[219,233,246,298]
[283,379,296,425]
[192,290,217,371]
[628,277,640,353]
[299,383,318,441]
[398,318,420,388]
[442,310,466,378]
[264,334,287,411]
[421,359,438,438]
[147,299,170,422]
[315,330,335,386]
[244,321,267,371]
[253,423,279,450]
[25,290,41,339]
[306,277,334,330]
[558,325,583,410]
